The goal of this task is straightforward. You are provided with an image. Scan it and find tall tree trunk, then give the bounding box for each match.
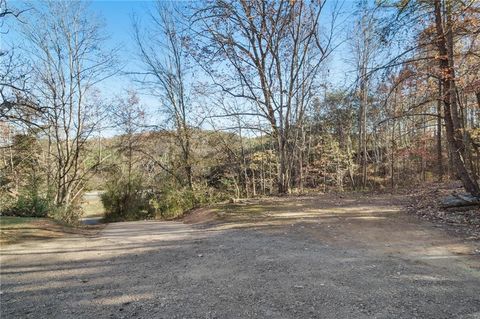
[391,90,397,188]
[277,134,288,194]
[185,143,193,190]
[357,79,368,189]
[252,170,256,196]
[433,0,480,196]
[422,115,427,181]
[437,80,444,182]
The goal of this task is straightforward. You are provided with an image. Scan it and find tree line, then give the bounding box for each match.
[1,0,479,221]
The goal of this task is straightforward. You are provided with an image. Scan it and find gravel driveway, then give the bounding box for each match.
[1,194,479,318]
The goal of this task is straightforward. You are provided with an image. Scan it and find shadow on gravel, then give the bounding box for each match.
[2,220,480,318]
[2,194,480,319]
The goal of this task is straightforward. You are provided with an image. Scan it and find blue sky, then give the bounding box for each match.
[88,0,355,90]
[3,0,361,134]
[90,0,150,60]
[91,0,355,119]
[4,1,158,90]
[89,1,154,96]
[4,0,356,83]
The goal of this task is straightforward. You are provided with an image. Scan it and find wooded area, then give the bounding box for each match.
[1,0,479,222]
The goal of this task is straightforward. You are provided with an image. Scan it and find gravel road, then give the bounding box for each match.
[1,194,479,318]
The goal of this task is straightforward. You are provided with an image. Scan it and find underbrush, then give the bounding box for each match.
[150,188,196,219]
[101,179,229,221]
[1,188,51,218]
[152,185,229,219]
[1,192,85,225]
[405,181,480,238]
[101,176,155,222]
[49,204,84,225]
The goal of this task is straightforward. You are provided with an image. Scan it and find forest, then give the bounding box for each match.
[2,1,480,318]
[1,0,480,222]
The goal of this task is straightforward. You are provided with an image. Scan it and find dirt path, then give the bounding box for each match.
[1,194,479,318]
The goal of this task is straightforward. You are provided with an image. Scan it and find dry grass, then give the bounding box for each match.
[0,216,104,246]
[0,217,66,246]
[405,182,480,239]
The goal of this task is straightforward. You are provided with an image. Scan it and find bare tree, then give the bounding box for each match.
[111,91,145,193]
[0,0,40,127]
[0,0,25,21]
[348,0,383,189]
[432,0,480,195]
[0,50,43,128]
[191,0,338,193]
[373,0,480,195]
[133,2,194,190]
[20,1,117,211]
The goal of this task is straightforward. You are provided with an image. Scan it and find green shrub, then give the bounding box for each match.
[12,193,51,217]
[153,187,197,219]
[3,176,51,218]
[0,192,16,215]
[100,174,231,221]
[101,176,155,221]
[50,204,83,225]
[193,184,230,205]
[152,185,229,219]
[1,187,83,225]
